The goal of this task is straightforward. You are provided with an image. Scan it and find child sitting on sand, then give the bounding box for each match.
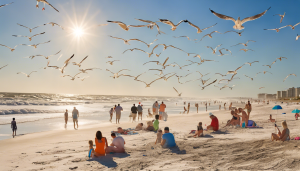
[194,122,204,137]
[88,140,94,159]
[135,123,143,131]
[155,129,162,144]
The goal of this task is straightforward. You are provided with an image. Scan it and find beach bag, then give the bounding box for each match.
[294,137,300,140]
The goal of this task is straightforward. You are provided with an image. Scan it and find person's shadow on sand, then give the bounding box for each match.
[169,146,186,154]
[88,153,130,168]
[210,130,229,135]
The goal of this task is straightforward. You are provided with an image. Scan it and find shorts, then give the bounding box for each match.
[159,111,163,115]
[73,118,78,123]
[132,113,137,120]
[116,113,121,119]
[138,112,142,115]
[12,127,17,132]
[247,109,251,113]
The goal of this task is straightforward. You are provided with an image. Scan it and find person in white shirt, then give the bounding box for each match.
[105,133,126,154]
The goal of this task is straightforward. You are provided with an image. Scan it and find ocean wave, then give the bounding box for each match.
[0,109,62,115]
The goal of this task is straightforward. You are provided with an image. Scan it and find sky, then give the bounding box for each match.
[0,0,299,98]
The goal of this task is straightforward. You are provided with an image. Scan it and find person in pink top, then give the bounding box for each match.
[159,102,166,120]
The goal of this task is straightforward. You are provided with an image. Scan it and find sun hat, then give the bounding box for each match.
[209,112,214,116]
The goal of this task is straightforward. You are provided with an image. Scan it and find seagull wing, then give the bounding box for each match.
[106,69,114,74]
[109,36,126,41]
[162,57,169,66]
[0,2,13,8]
[0,64,8,70]
[43,0,59,12]
[31,32,46,38]
[129,39,148,46]
[117,69,129,74]
[241,7,271,24]
[173,87,179,94]
[79,56,88,64]
[148,77,162,85]
[143,61,159,65]
[107,21,128,31]
[17,23,29,29]
[17,72,28,76]
[209,9,236,22]
[186,21,201,33]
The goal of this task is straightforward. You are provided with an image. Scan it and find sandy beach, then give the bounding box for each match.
[1,102,300,171]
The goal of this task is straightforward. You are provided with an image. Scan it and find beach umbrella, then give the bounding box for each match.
[272,105,282,121]
[292,109,300,113]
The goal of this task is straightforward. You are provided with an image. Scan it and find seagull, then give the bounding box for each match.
[173,36,192,41]
[155,53,162,57]
[149,69,164,75]
[21,41,51,49]
[176,73,193,84]
[201,78,211,85]
[224,30,244,36]
[218,48,232,56]
[41,60,50,69]
[106,69,129,79]
[186,60,202,66]
[283,22,300,30]
[196,71,210,78]
[0,2,13,8]
[60,54,74,73]
[219,84,229,90]
[200,31,222,41]
[244,74,254,81]
[193,54,202,60]
[259,87,265,89]
[215,73,227,77]
[0,44,21,52]
[107,20,141,31]
[296,34,300,41]
[283,74,296,82]
[240,49,254,52]
[12,32,45,41]
[79,68,101,73]
[256,71,272,77]
[36,0,59,12]
[134,18,165,35]
[231,40,256,47]
[263,60,276,68]
[219,74,240,83]
[209,7,271,30]
[121,72,146,80]
[17,71,37,78]
[62,73,82,81]
[229,85,235,90]
[143,57,169,69]
[200,79,217,90]
[206,44,222,54]
[227,65,244,75]
[173,87,182,97]
[72,56,88,67]
[44,22,64,29]
[17,23,44,33]
[182,20,217,33]
[29,50,61,59]
[0,64,8,70]
[135,77,163,88]
[162,73,176,81]
[97,24,108,27]
[106,60,120,65]
[274,12,285,23]
[245,61,259,66]
[171,62,193,70]
[276,57,287,61]
[264,26,287,32]
[123,48,150,56]
[109,36,157,47]
[182,78,201,84]
[78,76,90,81]
[159,19,184,31]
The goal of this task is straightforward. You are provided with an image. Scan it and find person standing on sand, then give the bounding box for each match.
[187,102,190,114]
[115,104,123,124]
[159,101,166,120]
[137,103,143,121]
[109,108,114,122]
[205,103,207,112]
[152,101,157,116]
[244,101,252,120]
[64,109,68,128]
[224,103,226,110]
[131,104,138,122]
[195,103,199,113]
[11,118,17,138]
[72,107,79,130]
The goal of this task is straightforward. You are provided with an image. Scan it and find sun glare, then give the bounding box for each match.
[73,27,84,38]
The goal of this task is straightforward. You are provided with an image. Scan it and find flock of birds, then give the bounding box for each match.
[0,2,298,97]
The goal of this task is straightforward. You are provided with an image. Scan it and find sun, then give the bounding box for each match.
[73,27,84,38]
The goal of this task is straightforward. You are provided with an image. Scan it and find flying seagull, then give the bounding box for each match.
[109,36,157,47]
[107,20,146,31]
[17,71,37,78]
[264,26,287,32]
[200,31,222,41]
[44,22,64,29]
[21,40,51,49]
[0,2,13,8]
[296,34,300,41]
[209,7,271,30]
[135,77,163,88]
[224,30,244,36]
[244,74,254,81]
[62,72,82,81]
[229,85,235,90]
[256,71,272,77]
[173,87,182,97]
[0,44,21,52]
[245,61,259,66]
[206,44,222,54]
[106,60,120,65]
[274,12,285,23]
[12,32,45,41]
[231,40,256,47]
[17,23,44,33]
[60,54,74,73]
[29,50,61,59]
[276,57,287,61]
[181,20,217,33]
[227,64,244,75]
[78,76,90,81]
[134,18,165,36]
[263,60,276,68]
[283,74,296,82]
[200,79,217,90]
[121,72,146,80]
[36,0,59,12]
[72,56,88,67]
[106,69,129,79]
[79,68,101,73]
[201,78,211,85]
[215,73,227,77]
[283,22,300,30]
[218,48,232,56]
[240,49,254,52]
[159,19,184,31]
[0,64,8,70]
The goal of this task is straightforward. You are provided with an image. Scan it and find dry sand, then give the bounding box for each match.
[1,102,300,171]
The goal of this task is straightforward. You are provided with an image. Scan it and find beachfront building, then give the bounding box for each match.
[287,87,295,98]
[258,93,266,99]
[281,91,287,98]
[276,91,281,99]
[295,87,300,99]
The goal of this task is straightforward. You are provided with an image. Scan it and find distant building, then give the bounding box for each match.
[295,87,300,99]
[265,94,276,99]
[281,91,287,98]
[276,91,281,99]
[287,87,295,97]
[258,93,266,99]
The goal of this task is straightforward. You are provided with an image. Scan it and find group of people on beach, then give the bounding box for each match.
[64,107,79,130]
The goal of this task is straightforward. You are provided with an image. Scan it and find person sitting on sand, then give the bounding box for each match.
[271,121,290,141]
[94,131,108,157]
[135,123,143,131]
[146,121,155,131]
[106,133,126,154]
[88,140,95,158]
[225,111,241,127]
[295,113,299,120]
[194,122,204,137]
[153,115,159,131]
[238,108,249,127]
[11,118,17,138]
[161,127,176,148]
[155,129,162,144]
[269,114,275,123]
[207,113,219,131]
[117,127,129,134]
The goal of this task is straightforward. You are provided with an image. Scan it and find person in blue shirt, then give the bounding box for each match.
[161,127,176,148]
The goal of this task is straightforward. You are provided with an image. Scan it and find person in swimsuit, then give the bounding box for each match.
[225,111,241,127]
[94,131,108,157]
[194,122,204,137]
[88,140,95,158]
[271,121,290,141]
[245,101,252,120]
[11,118,17,138]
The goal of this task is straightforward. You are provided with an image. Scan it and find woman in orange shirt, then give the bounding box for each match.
[94,131,108,157]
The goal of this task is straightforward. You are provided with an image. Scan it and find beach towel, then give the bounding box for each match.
[111,128,139,136]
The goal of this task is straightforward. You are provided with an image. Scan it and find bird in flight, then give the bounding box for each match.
[143,57,169,69]
[62,73,82,81]
[135,77,163,88]
[121,72,147,80]
[44,22,64,29]
[201,78,211,85]
[36,0,59,12]
[274,12,285,23]
[263,60,276,68]
[227,64,244,75]
[231,40,256,47]
[106,69,129,79]
[173,87,182,97]
[182,20,217,33]
[276,57,287,61]
[264,26,287,32]
[245,61,259,66]
[0,44,21,52]
[12,32,45,41]
[173,36,193,41]
[159,19,184,31]
[60,54,74,73]
[283,22,300,30]
[149,69,164,75]
[209,7,271,30]
[283,74,296,82]
[106,60,120,65]
[259,87,265,89]
[229,85,235,90]
[123,48,150,57]
[256,71,272,77]
[240,49,254,52]
[79,68,101,73]
[17,71,37,78]
[0,64,8,70]
[218,48,232,56]
[215,73,227,77]
[29,50,61,59]
[78,76,90,81]
[135,18,165,36]
[72,56,88,67]
[107,20,145,31]
[109,36,157,47]
[200,79,217,90]
[0,2,13,8]
[244,74,254,81]
[224,30,244,36]
[200,31,222,41]
[17,23,44,33]
[21,41,51,49]
[296,34,300,41]
[206,44,222,54]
